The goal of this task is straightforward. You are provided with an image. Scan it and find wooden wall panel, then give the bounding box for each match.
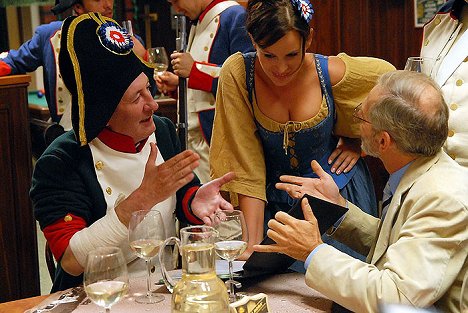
[309,0,424,69]
[134,0,424,70]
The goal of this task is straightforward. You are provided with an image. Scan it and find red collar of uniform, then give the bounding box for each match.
[199,0,226,22]
[97,127,148,153]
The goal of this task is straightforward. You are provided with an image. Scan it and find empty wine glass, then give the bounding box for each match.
[214,210,248,303]
[84,247,129,313]
[148,47,169,77]
[404,56,435,77]
[121,20,133,36]
[129,209,166,304]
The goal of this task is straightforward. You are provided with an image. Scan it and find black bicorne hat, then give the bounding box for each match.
[59,13,156,146]
[51,0,78,15]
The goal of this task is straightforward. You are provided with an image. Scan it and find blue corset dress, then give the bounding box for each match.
[243,52,377,261]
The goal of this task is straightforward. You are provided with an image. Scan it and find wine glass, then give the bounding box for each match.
[214,210,248,303]
[404,56,434,77]
[84,247,129,313]
[128,209,166,304]
[121,20,133,36]
[148,47,169,77]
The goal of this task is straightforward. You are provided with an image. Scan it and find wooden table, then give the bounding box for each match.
[2,273,332,313]
[0,295,48,313]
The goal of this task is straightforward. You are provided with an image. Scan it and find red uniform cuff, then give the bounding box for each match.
[188,62,215,92]
[42,214,87,260]
[0,61,12,76]
[182,186,203,224]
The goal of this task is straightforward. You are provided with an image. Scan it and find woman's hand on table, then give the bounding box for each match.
[328,137,361,174]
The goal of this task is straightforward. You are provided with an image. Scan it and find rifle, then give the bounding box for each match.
[175,15,188,151]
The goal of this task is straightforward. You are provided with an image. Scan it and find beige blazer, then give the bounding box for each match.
[305,151,468,313]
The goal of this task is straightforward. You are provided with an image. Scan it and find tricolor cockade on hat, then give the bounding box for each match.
[59,13,155,146]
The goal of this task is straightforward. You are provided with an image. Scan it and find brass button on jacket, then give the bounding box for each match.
[95,161,104,170]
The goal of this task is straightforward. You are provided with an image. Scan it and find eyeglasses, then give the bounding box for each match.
[353,103,372,124]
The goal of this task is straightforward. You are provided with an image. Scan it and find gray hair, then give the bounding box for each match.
[368,70,448,157]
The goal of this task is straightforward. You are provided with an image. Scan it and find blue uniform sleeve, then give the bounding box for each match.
[1,23,53,74]
[208,6,254,96]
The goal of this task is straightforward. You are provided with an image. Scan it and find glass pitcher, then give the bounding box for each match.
[159,226,229,313]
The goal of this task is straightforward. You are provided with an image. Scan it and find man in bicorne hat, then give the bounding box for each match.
[31,13,234,292]
[0,0,146,131]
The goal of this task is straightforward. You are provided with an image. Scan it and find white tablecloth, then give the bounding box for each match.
[29,272,332,313]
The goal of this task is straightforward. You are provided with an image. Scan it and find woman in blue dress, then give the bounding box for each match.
[210,0,395,261]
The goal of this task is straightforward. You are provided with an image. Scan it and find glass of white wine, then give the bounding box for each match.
[129,209,165,304]
[214,210,248,303]
[404,56,435,77]
[84,247,129,313]
[148,47,169,77]
[121,20,133,36]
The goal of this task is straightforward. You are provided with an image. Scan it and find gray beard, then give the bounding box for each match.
[361,141,380,158]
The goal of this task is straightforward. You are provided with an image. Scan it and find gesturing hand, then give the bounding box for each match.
[275,160,346,207]
[139,143,200,206]
[191,172,235,226]
[253,197,323,261]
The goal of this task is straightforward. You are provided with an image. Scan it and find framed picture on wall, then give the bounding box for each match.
[414,0,445,27]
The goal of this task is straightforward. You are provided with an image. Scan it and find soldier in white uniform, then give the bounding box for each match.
[156,0,254,183]
[421,0,468,167]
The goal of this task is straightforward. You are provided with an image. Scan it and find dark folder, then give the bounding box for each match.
[242,194,348,277]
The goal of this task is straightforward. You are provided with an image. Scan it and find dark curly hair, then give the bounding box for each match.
[246,0,310,50]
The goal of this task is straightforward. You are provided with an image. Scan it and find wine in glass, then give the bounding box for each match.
[129,209,166,304]
[214,210,248,302]
[148,47,169,76]
[84,247,129,313]
[121,20,133,36]
[404,56,434,77]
